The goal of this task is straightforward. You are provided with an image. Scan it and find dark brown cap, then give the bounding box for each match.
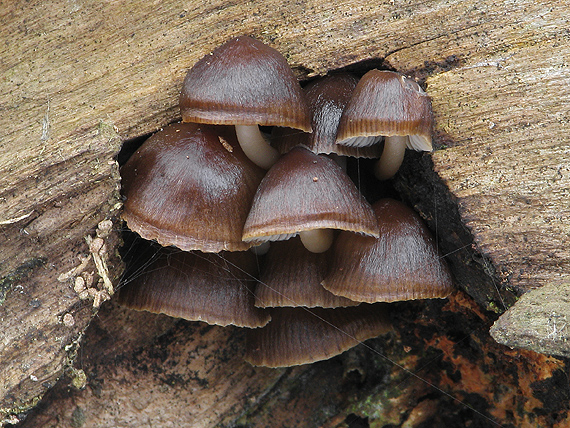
[117,248,270,328]
[254,237,359,308]
[121,122,264,252]
[244,304,391,367]
[180,36,311,132]
[271,74,381,158]
[242,147,379,243]
[336,70,433,151]
[322,198,454,302]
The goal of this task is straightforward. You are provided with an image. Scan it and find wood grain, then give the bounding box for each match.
[1,0,569,424]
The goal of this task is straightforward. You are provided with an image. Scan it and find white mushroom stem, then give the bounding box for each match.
[235,125,280,170]
[299,229,334,253]
[374,135,409,180]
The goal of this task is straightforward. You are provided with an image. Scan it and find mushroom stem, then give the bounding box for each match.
[299,229,334,253]
[235,125,280,170]
[374,135,408,180]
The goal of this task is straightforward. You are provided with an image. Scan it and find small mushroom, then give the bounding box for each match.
[336,70,433,180]
[117,247,270,328]
[271,73,381,159]
[254,236,359,308]
[121,122,264,252]
[322,198,454,303]
[242,146,379,253]
[179,36,311,169]
[245,304,391,367]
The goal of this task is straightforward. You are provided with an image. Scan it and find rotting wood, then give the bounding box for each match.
[1,0,569,425]
[17,294,570,428]
[491,282,570,357]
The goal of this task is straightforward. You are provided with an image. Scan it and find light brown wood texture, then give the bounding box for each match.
[491,282,570,357]
[1,0,569,424]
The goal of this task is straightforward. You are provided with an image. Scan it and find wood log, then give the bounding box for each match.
[491,282,570,357]
[15,294,570,428]
[1,0,569,425]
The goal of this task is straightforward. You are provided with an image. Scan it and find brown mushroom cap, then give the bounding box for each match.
[244,304,391,367]
[336,70,433,150]
[254,237,359,308]
[117,248,270,328]
[121,122,264,252]
[271,73,381,158]
[322,198,454,303]
[242,146,379,243]
[179,36,311,132]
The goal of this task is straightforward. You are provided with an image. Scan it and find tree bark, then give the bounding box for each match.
[1,0,569,426]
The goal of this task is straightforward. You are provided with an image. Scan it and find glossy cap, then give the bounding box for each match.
[322,199,454,302]
[180,36,311,131]
[245,304,391,367]
[242,147,379,243]
[336,70,433,150]
[272,74,381,158]
[117,248,270,328]
[254,237,359,308]
[121,122,265,252]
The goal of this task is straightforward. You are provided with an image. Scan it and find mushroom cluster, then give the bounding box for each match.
[118,36,453,368]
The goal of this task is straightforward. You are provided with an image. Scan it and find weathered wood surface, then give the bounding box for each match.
[1,0,569,425]
[14,301,388,428]
[17,293,570,428]
[491,282,570,358]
